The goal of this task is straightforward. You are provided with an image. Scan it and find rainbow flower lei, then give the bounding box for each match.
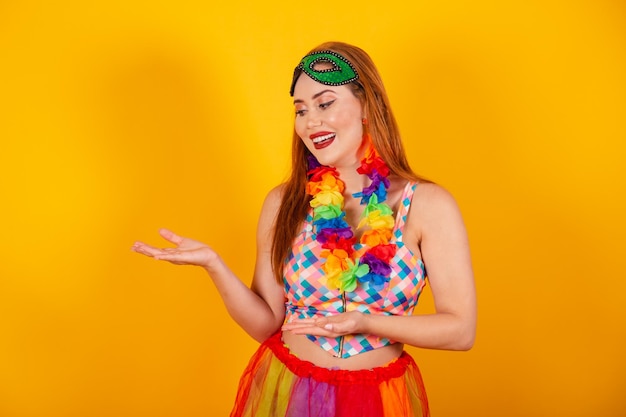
[306,142,396,292]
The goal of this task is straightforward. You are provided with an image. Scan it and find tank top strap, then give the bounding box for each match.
[393,181,418,243]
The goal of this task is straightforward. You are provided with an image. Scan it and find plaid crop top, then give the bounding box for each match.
[283,181,427,358]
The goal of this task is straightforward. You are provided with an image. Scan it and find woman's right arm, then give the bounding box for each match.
[132,186,286,342]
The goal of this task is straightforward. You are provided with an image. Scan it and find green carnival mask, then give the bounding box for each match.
[289,50,359,96]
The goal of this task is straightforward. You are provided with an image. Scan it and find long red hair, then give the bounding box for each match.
[271,41,427,282]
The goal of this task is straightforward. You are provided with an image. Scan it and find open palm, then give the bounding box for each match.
[132,228,218,268]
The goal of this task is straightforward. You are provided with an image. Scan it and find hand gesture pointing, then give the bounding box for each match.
[132,228,218,269]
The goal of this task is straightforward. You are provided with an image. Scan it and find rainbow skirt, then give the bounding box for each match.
[230,333,429,417]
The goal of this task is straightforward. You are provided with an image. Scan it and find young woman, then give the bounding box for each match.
[132,41,476,417]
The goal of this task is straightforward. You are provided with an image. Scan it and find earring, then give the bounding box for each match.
[362,118,368,126]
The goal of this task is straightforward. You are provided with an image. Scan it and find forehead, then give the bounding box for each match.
[292,74,351,100]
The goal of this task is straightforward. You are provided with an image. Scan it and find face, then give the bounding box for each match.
[292,73,365,168]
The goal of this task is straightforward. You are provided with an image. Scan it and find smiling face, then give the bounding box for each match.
[292,72,366,168]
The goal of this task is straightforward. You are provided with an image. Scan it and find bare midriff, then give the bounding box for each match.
[281,331,404,370]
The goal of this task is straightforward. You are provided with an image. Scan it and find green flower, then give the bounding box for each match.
[334,259,370,292]
[313,204,343,221]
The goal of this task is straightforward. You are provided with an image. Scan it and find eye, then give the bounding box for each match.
[295,109,306,117]
[319,100,335,110]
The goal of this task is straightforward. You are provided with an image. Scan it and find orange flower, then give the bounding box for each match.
[306,172,345,195]
[360,229,392,247]
[320,249,350,276]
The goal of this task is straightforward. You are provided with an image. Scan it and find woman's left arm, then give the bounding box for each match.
[283,183,477,351]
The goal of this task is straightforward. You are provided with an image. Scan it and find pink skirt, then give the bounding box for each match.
[230,333,429,417]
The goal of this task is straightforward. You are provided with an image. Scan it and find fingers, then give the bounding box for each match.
[152,250,186,262]
[159,228,184,246]
[132,243,187,265]
[131,241,178,258]
[282,313,361,337]
[281,319,318,331]
[283,324,337,338]
[131,241,161,257]
[282,317,336,336]
[284,318,318,326]
[131,229,184,256]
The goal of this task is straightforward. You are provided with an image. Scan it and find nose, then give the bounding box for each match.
[306,111,322,129]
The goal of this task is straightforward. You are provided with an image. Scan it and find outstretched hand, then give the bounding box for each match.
[281,311,368,338]
[131,228,219,269]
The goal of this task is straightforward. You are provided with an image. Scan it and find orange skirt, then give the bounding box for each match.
[230,333,429,417]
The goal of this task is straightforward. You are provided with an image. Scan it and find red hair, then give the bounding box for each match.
[271,42,427,282]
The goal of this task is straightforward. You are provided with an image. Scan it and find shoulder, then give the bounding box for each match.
[257,184,286,226]
[408,182,465,236]
[262,184,286,210]
[256,184,289,240]
[413,182,459,211]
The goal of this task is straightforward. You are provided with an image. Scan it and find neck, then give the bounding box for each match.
[334,164,369,197]
[332,137,371,194]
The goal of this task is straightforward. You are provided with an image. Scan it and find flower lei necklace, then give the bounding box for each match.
[306,139,397,292]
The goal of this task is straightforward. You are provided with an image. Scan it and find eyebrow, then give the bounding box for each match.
[293,89,336,104]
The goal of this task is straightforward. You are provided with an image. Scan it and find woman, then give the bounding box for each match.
[132,41,476,417]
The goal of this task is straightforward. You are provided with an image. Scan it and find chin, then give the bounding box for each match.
[312,154,334,167]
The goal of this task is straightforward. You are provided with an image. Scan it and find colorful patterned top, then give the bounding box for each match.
[283,181,427,358]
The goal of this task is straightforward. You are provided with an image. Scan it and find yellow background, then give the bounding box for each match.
[1,1,625,416]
